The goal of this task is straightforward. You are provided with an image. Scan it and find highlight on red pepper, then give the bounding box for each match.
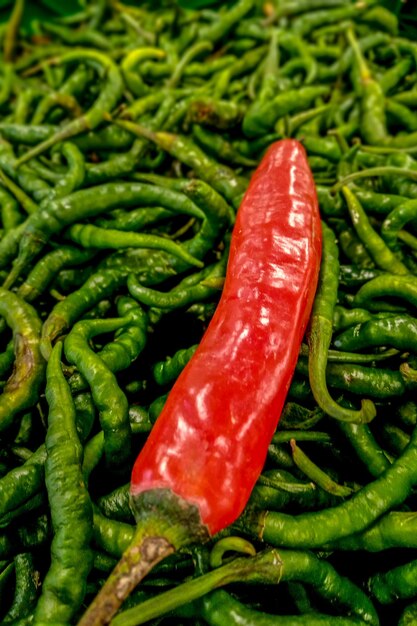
[76,138,322,626]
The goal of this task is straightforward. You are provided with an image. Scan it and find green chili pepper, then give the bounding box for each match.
[153,345,198,387]
[66,223,203,268]
[18,245,95,302]
[299,357,409,399]
[338,422,391,478]
[369,558,417,605]
[64,317,132,467]
[33,342,93,624]
[342,186,409,275]
[121,47,166,97]
[243,423,417,549]
[2,552,38,623]
[308,222,376,423]
[0,340,14,379]
[111,548,378,626]
[0,289,44,432]
[353,274,417,311]
[95,206,173,232]
[0,185,22,232]
[290,439,353,497]
[127,249,226,310]
[112,121,247,209]
[69,297,148,393]
[96,483,134,524]
[243,85,329,138]
[16,50,124,167]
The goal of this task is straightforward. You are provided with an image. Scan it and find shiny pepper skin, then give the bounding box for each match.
[131,139,322,535]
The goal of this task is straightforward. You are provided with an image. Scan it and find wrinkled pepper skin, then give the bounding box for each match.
[131,139,322,535]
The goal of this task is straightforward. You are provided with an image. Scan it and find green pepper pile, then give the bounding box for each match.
[1,0,417,624]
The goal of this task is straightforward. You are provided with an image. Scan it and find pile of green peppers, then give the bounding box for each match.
[2,0,417,624]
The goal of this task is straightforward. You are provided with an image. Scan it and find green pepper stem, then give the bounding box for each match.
[111,549,282,626]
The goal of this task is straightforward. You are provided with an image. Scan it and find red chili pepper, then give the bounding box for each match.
[78,139,322,626]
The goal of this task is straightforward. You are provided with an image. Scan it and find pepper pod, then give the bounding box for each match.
[77,139,322,626]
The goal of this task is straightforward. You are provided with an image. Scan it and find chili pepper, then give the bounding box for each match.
[41,268,126,360]
[0,139,52,203]
[278,0,349,17]
[3,0,24,63]
[342,186,409,275]
[66,223,203,268]
[0,289,44,432]
[333,165,417,195]
[0,185,21,232]
[243,420,417,551]
[15,50,124,167]
[338,421,391,478]
[0,444,46,526]
[380,198,417,250]
[0,122,133,151]
[3,179,208,286]
[299,357,409,399]
[379,57,413,95]
[41,20,111,50]
[0,167,38,218]
[334,314,417,354]
[308,221,375,423]
[397,400,417,428]
[339,265,385,289]
[121,47,166,97]
[42,183,228,358]
[186,96,245,128]
[198,0,255,44]
[2,552,38,623]
[111,120,247,210]
[64,317,132,468]
[386,98,417,133]
[83,113,178,186]
[77,140,321,625]
[333,305,394,331]
[399,601,417,626]
[68,296,148,393]
[31,92,83,127]
[168,41,214,89]
[92,509,135,561]
[153,345,198,387]
[383,152,417,197]
[338,226,376,268]
[186,589,374,625]
[252,470,339,513]
[290,439,353,497]
[112,547,379,626]
[369,558,417,605]
[393,88,417,108]
[35,64,91,123]
[354,274,417,311]
[293,3,373,36]
[33,342,93,624]
[243,85,329,138]
[47,141,86,199]
[97,483,134,524]
[96,206,173,232]
[0,340,14,379]
[192,125,256,167]
[127,250,226,310]
[381,422,410,456]
[17,245,95,302]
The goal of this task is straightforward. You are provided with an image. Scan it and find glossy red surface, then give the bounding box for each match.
[131,139,322,535]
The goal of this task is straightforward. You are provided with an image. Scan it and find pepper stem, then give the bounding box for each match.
[76,489,209,626]
[76,529,174,626]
